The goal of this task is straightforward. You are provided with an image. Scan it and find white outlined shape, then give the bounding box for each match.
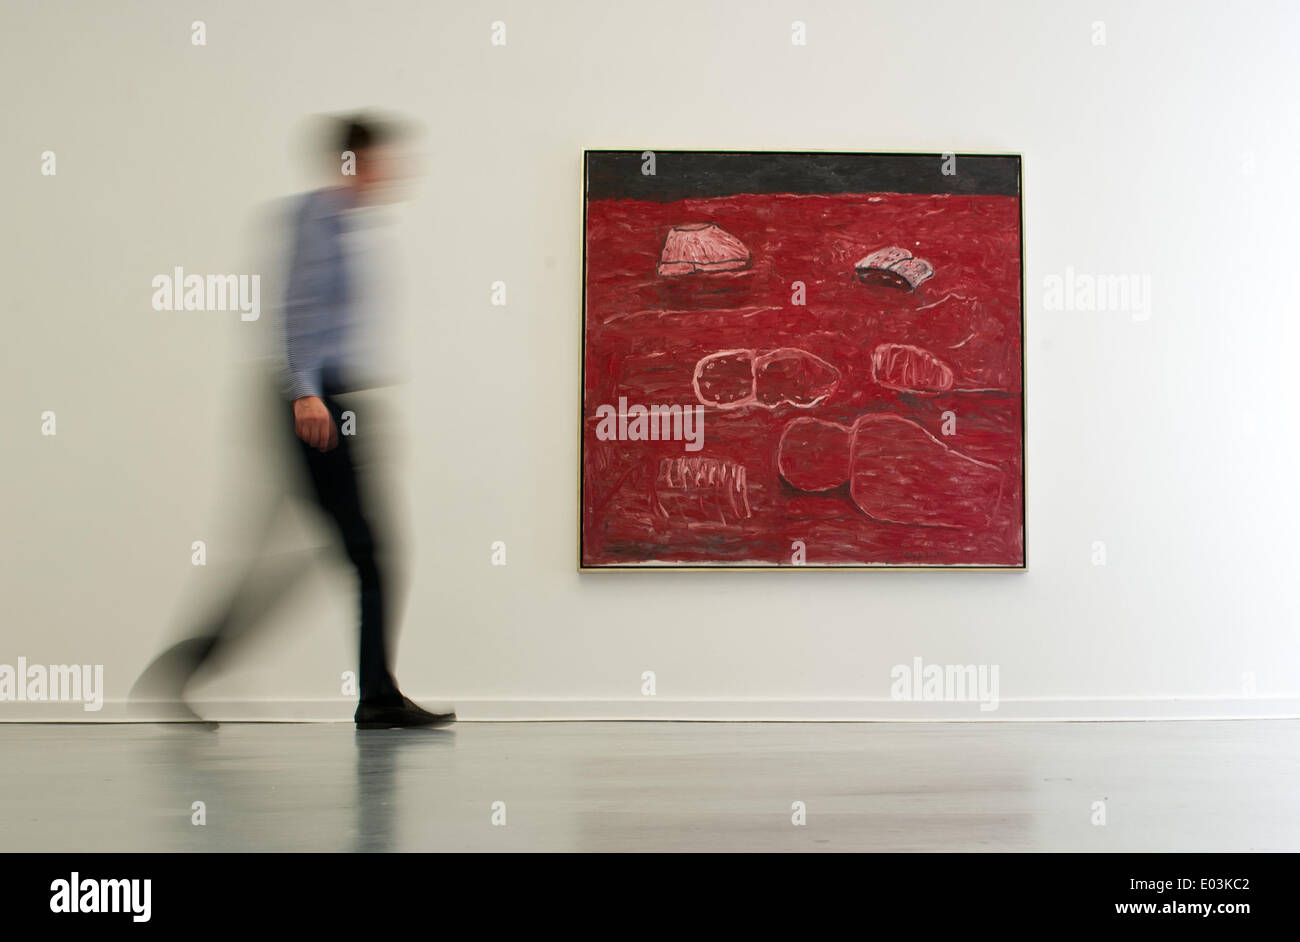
[693,347,840,410]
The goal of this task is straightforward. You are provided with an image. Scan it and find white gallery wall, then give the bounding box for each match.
[3,0,1298,721]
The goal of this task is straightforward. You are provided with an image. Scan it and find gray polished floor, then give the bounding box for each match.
[0,720,1296,852]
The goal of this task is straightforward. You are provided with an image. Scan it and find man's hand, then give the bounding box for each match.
[293,396,338,452]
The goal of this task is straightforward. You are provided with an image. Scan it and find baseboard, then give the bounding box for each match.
[3,696,1299,723]
[442,696,1300,722]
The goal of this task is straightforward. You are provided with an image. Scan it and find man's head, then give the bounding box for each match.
[335,114,410,204]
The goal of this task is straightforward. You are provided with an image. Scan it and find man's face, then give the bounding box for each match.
[354,144,408,204]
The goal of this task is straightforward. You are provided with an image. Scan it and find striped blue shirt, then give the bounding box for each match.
[281,188,357,401]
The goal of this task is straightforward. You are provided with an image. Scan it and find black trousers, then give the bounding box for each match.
[137,381,402,706]
[293,391,401,704]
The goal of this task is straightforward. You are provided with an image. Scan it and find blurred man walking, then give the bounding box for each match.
[132,115,451,730]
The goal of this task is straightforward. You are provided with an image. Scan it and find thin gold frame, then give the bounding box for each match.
[577,149,1027,573]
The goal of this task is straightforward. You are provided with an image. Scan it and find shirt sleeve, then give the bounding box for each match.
[281,198,331,401]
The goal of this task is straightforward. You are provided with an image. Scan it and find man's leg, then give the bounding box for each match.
[295,394,402,705]
[129,540,321,718]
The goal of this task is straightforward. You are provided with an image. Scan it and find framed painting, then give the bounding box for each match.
[580,151,1024,570]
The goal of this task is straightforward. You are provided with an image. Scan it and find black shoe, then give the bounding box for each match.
[354,696,456,729]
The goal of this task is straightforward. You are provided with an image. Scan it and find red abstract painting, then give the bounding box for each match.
[581,152,1024,569]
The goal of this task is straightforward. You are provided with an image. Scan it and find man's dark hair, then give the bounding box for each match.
[298,111,412,175]
[340,118,380,155]
[338,114,404,156]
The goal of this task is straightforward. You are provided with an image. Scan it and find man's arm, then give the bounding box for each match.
[282,198,337,452]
